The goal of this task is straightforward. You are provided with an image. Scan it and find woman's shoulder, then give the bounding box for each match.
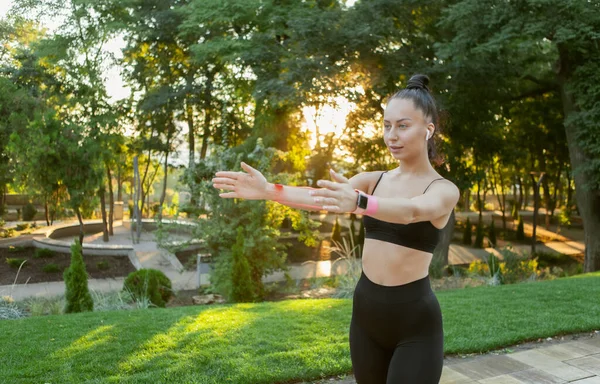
[348,171,386,193]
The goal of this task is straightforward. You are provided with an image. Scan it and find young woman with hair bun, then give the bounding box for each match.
[212,74,460,383]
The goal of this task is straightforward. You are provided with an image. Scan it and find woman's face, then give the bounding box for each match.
[383,98,433,161]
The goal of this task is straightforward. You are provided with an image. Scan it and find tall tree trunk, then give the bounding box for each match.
[44,197,50,226]
[117,165,123,201]
[76,207,84,246]
[199,70,214,159]
[557,44,600,272]
[566,170,573,214]
[517,176,524,211]
[106,164,114,236]
[99,186,109,242]
[186,93,196,205]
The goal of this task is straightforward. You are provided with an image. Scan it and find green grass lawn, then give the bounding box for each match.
[1,272,599,384]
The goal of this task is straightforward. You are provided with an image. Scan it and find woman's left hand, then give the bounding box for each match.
[310,169,358,213]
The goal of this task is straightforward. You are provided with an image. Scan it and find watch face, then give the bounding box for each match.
[358,193,369,209]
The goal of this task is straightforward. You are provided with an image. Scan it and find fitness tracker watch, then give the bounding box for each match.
[352,189,369,214]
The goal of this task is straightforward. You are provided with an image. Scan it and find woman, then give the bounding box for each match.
[212,74,460,383]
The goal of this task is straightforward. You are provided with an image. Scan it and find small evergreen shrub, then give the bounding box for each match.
[63,240,94,313]
[474,220,484,248]
[97,261,110,270]
[34,248,56,259]
[123,268,173,308]
[462,217,472,245]
[230,226,257,303]
[516,215,525,241]
[43,263,61,273]
[6,258,26,268]
[22,203,38,221]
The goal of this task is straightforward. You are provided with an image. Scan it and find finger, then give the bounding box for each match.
[310,188,336,198]
[212,177,235,185]
[313,196,338,205]
[215,171,240,179]
[329,169,349,183]
[316,180,341,190]
[241,162,258,176]
[219,192,238,198]
[213,183,235,191]
[323,205,341,212]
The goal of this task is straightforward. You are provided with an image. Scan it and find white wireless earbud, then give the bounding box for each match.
[426,132,431,140]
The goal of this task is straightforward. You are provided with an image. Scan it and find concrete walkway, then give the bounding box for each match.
[0,223,197,301]
[302,332,600,384]
[1,211,586,301]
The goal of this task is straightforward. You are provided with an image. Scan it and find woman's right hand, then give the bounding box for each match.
[212,162,268,200]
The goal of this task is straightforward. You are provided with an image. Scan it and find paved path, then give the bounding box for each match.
[302,332,600,384]
[0,211,586,300]
[0,222,197,301]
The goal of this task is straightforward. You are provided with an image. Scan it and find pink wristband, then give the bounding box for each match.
[365,195,378,215]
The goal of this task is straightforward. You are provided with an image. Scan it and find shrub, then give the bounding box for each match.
[123,269,173,308]
[43,263,61,273]
[6,258,26,268]
[474,220,484,248]
[8,246,25,253]
[97,261,110,270]
[0,228,15,238]
[63,240,94,313]
[34,248,55,259]
[488,219,497,247]
[462,217,472,245]
[22,203,38,221]
[0,296,27,320]
[516,215,525,241]
[230,227,257,303]
[15,223,30,231]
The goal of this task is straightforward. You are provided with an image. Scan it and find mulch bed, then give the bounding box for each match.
[0,247,137,285]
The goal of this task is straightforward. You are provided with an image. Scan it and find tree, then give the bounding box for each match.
[437,0,600,271]
[63,239,94,313]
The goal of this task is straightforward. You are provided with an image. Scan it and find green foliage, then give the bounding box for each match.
[177,141,320,302]
[6,258,26,268]
[34,248,55,259]
[474,220,484,248]
[22,203,37,221]
[516,216,525,241]
[0,228,15,238]
[462,217,472,245]
[15,223,30,231]
[488,219,497,247]
[97,261,110,270]
[230,227,257,303]
[8,246,26,253]
[63,240,94,314]
[42,263,60,273]
[122,269,173,308]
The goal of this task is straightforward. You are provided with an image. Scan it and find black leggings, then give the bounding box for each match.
[349,271,444,383]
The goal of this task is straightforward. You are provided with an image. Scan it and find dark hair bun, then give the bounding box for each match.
[406,74,430,92]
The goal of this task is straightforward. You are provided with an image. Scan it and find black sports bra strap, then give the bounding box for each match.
[370,171,387,194]
[423,177,445,194]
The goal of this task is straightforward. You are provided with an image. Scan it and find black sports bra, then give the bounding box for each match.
[362,171,445,253]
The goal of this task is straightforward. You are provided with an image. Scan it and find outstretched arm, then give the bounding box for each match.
[212,162,359,212]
